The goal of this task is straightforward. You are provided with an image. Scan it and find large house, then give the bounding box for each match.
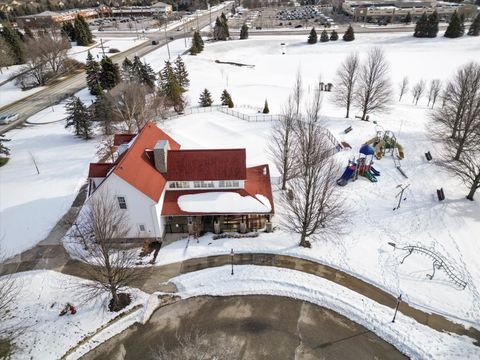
[87,121,274,242]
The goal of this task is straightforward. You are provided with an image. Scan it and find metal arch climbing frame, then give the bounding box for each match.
[395,244,467,289]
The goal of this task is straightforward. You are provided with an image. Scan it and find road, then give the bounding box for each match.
[82,295,408,360]
[0,6,230,135]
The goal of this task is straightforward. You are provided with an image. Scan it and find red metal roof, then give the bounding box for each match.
[113,122,181,202]
[113,133,136,146]
[162,165,273,215]
[165,149,247,181]
[88,163,115,178]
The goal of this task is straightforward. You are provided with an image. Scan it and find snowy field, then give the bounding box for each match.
[172,265,480,360]
[0,79,44,109]
[0,270,149,360]
[151,33,480,327]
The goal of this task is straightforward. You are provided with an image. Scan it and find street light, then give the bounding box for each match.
[392,294,402,323]
[230,248,234,275]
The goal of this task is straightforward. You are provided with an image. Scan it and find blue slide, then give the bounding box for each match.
[370,166,381,176]
[337,167,355,186]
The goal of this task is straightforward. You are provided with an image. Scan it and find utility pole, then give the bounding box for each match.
[209,2,212,36]
[100,38,106,57]
[230,248,234,275]
[164,21,171,59]
[183,19,187,47]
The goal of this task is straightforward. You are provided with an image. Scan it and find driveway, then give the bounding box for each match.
[83,295,408,360]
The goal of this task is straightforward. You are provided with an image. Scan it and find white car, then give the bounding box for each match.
[0,113,19,125]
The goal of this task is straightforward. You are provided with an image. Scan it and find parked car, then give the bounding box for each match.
[0,113,19,125]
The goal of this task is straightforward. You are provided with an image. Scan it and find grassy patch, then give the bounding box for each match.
[0,157,9,167]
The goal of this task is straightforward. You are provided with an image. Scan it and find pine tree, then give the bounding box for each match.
[426,11,439,38]
[99,56,120,90]
[131,56,156,89]
[220,12,230,38]
[444,11,463,38]
[86,51,101,95]
[320,29,329,42]
[240,24,249,39]
[468,12,480,36]
[0,133,11,158]
[74,15,93,46]
[414,12,428,37]
[62,21,76,42]
[460,13,465,35]
[307,27,317,44]
[330,30,338,41]
[199,89,213,107]
[221,89,234,108]
[1,24,24,64]
[343,25,355,41]
[121,57,133,81]
[263,99,269,114]
[159,60,185,112]
[404,12,412,24]
[174,56,189,89]
[65,96,93,140]
[213,17,227,40]
[190,31,204,54]
[93,89,115,135]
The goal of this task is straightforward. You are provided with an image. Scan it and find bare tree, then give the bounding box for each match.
[335,53,359,118]
[153,330,241,360]
[0,38,14,74]
[354,48,392,120]
[34,31,70,75]
[411,79,426,105]
[282,98,345,247]
[398,76,409,102]
[69,190,146,311]
[442,147,480,200]
[428,79,442,108]
[110,82,155,132]
[431,62,480,160]
[96,135,116,163]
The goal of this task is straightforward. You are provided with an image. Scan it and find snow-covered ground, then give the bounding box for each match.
[0,270,149,360]
[0,65,24,84]
[0,79,45,109]
[172,265,480,360]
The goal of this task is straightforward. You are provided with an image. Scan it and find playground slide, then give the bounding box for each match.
[337,166,355,186]
[364,170,378,183]
[370,166,381,176]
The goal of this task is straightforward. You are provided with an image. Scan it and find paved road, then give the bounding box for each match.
[0,6,230,135]
[82,295,408,360]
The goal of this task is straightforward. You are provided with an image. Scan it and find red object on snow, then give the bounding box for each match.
[69,305,77,315]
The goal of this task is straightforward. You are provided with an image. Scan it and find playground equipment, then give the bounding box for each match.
[388,242,467,289]
[365,129,408,178]
[337,144,381,186]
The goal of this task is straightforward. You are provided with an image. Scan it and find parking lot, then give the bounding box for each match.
[88,13,185,32]
[228,5,338,30]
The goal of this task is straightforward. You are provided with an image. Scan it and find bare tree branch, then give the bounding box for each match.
[335,52,359,118]
[398,76,409,102]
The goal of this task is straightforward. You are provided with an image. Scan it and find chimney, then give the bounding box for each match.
[153,140,169,173]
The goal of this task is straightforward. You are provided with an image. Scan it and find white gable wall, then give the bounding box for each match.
[88,173,161,239]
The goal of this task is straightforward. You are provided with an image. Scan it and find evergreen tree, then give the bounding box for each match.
[199,88,213,107]
[444,11,463,38]
[343,25,355,41]
[404,12,412,24]
[121,57,134,81]
[468,12,480,36]
[159,60,186,112]
[414,12,428,37]
[426,11,439,38]
[99,56,120,90]
[190,31,204,54]
[86,51,101,95]
[220,12,230,38]
[93,89,115,135]
[330,29,339,41]
[0,133,11,158]
[1,24,24,64]
[62,21,76,42]
[263,99,269,114]
[213,16,227,40]
[221,89,234,108]
[65,96,93,140]
[320,29,329,42]
[132,56,156,89]
[174,56,189,89]
[307,27,317,44]
[240,24,249,39]
[460,13,465,34]
[74,15,93,46]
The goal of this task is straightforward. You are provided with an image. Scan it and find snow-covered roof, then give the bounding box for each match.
[178,192,271,214]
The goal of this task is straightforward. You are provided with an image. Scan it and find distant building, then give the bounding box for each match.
[342,0,474,22]
[111,2,173,18]
[16,6,111,28]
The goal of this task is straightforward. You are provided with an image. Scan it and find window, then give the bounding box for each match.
[138,224,146,232]
[169,181,190,189]
[194,181,202,188]
[117,196,127,209]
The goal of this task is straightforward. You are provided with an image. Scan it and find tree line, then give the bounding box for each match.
[414,10,480,38]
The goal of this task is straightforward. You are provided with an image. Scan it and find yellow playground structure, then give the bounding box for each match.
[365,130,404,160]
